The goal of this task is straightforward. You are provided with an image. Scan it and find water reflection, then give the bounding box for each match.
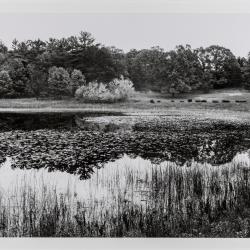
[0,112,249,180]
[1,151,250,211]
[0,130,247,179]
[0,112,125,131]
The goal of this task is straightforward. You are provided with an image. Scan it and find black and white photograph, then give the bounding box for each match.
[0,0,250,247]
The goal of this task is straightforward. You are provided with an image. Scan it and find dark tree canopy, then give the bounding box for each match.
[0,32,248,99]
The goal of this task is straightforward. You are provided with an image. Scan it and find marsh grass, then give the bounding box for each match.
[0,155,250,237]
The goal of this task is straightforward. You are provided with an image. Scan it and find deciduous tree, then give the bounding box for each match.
[47,66,71,98]
[0,70,14,97]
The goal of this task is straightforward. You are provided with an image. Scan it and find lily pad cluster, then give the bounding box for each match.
[0,113,249,179]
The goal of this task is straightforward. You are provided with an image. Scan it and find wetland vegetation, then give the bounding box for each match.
[0,108,249,237]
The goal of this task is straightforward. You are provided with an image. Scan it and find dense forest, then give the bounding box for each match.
[0,31,250,99]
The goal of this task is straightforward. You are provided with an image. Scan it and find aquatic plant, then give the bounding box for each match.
[0,155,250,237]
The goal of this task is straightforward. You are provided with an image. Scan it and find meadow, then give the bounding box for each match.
[0,89,249,114]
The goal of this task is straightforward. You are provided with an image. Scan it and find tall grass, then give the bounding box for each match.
[0,153,250,237]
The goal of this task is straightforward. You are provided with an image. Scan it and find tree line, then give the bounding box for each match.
[0,31,249,99]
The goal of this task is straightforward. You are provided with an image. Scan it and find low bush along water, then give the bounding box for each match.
[75,78,135,103]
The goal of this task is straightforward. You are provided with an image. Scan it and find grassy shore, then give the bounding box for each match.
[0,89,249,123]
[0,89,248,111]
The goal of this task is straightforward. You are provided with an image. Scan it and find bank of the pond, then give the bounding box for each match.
[0,89,250,122]
[0,110,249,237]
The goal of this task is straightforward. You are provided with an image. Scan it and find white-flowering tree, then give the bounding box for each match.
[75,77,135,103]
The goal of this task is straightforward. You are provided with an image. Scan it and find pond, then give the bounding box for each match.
[0,112,250,236]
[0,149,250,233]
[1,151,250,205]
[0,111,125,131]
[0,112,249,176]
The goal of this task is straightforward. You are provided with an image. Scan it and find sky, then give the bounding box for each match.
[1,0,250,57]
[0,13,249,57]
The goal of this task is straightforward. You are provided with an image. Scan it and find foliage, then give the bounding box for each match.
[0,114,247,178]
[0,31,247,98]
[47,66,71,98]
[168,80,191,97]
[166,45,204,90]
[126,47,167,91]
[108,78,135,101]
[241,56,250,90]
[126,44,243,95]
[0,70,14,97]
[44,32,125,83]
[0,58,30,97]
[69,69,86,96]
[196,45,242,88]
[75,78,134,103]
[27,64,48,98]
[0,41,8,54]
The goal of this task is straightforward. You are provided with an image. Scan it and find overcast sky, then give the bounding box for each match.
[0,13,249,57]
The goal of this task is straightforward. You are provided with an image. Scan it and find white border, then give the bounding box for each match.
[0,0,250,13]
[0,0,250,249]
[1,238,250,249]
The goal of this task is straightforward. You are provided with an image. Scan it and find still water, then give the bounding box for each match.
[0,151,249,210]
[0,112,249,219]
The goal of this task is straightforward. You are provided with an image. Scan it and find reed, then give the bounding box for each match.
[0,156,250,237]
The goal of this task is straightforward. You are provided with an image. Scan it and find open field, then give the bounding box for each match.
[0,89,249,112]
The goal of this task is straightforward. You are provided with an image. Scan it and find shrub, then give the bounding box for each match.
[75,81,112,102]
[243,80,250,90]
[0,70,14,98]
[200,81,212,93]
[213,77,228,89]
[47,66,71,98]
[75,78,134,103]
[108,78,135,101]
[235,100,247,103]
